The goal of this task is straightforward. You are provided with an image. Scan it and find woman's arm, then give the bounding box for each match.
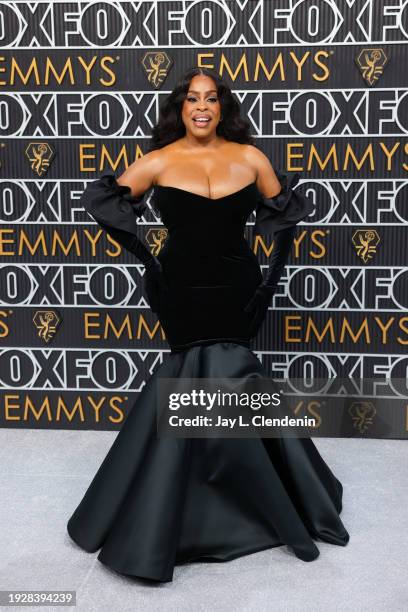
[243,146,315,337]
[245,145,282,200]
[80,151,168,312]
[81,150,164,261]
[115,149,162,196]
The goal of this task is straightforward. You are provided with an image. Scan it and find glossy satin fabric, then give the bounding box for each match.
[67,182,349,582]
[67,343,349,582]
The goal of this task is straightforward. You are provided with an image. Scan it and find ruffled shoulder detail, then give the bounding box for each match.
[81,171,147,237]
[254,170,315,236]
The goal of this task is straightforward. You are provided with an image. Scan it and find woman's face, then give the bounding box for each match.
[181,75,222,138]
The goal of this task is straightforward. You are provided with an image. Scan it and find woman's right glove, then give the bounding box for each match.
[80,171,169,314]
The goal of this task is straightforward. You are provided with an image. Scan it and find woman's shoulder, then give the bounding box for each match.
[115,149,164,194]
[242,143,273,167]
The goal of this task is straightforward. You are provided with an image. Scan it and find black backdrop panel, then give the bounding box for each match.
[0,1,407,436]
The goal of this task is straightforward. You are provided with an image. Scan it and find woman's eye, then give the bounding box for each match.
[187,96,218,102]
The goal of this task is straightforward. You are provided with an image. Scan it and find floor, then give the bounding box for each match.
[0,429,406,612]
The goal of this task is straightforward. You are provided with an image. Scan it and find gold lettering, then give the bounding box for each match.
[100,56,116,86]
[254,53,284,81]
[0,229,15,255]
[308,143,339,171]
[0,56,6,84]
[77,56,97,84]
[375,316,395,344]
[83,229,103,257]
[398,317,408,344]
[379,142,400,171]
[45,57,74,85]
[310,230,326,259]
[105,314,133,339]
[289,51,310,81]
[19,230,47,255]
[306,318,336,343]
[285,315,302,342]
[136,315,166,340]
[339,318,370,343]
[220,54,250,81]
[52,232,80,256]
[100,144,130,171]
[24,395,52,421]
[312,51,330,82]
[84,312,101,338]
[56,396,84,422]
[0,311,9,337]
[5,395,20,420]
[79,144,97,171]
[109,396,126,423]
[343,144,374,171]
[87,395,105,422]
[11,57,40,85]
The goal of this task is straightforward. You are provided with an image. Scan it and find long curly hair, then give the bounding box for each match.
[148,67,256,151]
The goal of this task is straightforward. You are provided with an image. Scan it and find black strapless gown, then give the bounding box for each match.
[67,177,350,582]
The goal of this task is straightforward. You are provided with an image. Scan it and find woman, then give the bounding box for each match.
[67,67,350,582]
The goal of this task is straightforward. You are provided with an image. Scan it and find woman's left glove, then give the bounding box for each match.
[243,283,276,337]
[244,225,297,337]
[143,256,170,314]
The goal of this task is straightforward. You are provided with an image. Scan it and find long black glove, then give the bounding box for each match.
[244,225,297,337]
[81,172,169,313]
[244,171,315,338]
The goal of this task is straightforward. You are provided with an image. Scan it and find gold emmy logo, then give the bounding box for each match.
[355,48,388,86]
[145,228,168,256]
[32,310,61,343]
[141,51,173,88]
[352,229,380,263]
[25,142,55,176]
[348,401,376,433]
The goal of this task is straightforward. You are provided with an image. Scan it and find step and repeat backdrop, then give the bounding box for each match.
[0,0,407,436]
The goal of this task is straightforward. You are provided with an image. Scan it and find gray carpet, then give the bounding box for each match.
[0,429,406,612]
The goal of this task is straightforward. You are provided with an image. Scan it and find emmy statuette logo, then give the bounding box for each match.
[32,310,61,343]
[25,142,55,176]
[355,48,388,86]
[141,51,173,88]
[145,228,168,256]
[348,401,376,433]
[352,229,380,263]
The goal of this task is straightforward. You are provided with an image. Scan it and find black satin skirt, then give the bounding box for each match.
[67,342,350,582]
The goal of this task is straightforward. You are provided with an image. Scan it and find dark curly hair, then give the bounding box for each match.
[148,67,256,151]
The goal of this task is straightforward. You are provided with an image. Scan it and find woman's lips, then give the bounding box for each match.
[193,117,211,127]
